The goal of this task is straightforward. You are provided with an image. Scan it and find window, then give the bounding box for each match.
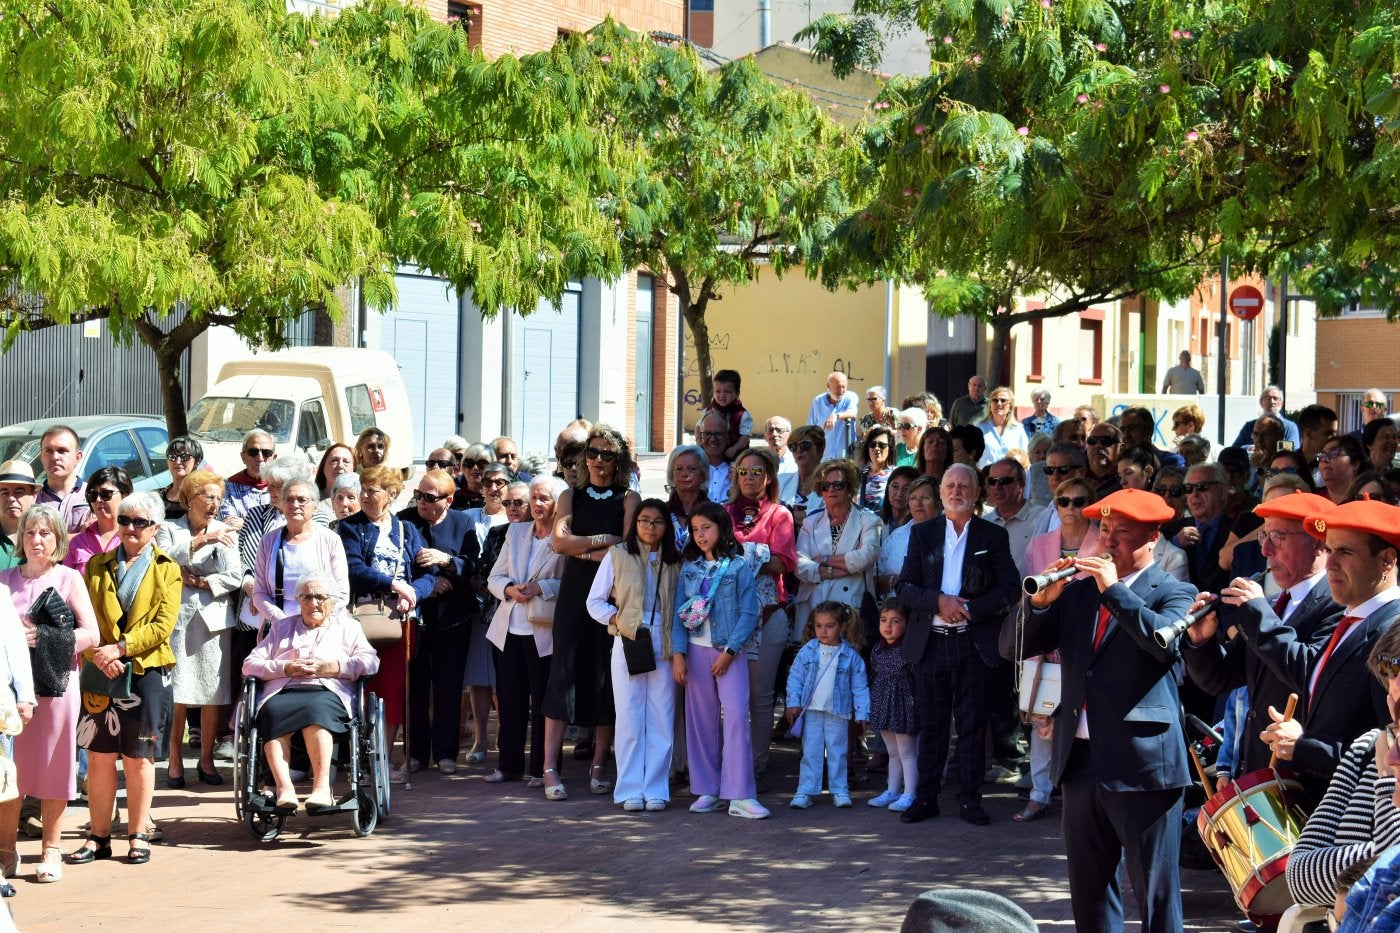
[446,1,480,50]
[1027,318,1043,382]
[133,426,170,471]
[1078,319,1103,384]
[85,430,150,483]
[345,385,377,435]
[297,400,330,451]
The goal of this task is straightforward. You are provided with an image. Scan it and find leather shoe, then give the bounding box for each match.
[899,799,939,823]
[960,803,991,826]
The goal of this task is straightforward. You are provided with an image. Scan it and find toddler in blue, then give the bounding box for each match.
[784,601,870,808]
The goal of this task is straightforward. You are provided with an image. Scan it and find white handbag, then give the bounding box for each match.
[1018,657,1062,715]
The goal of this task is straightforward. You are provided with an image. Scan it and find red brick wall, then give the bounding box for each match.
[1316,317,1400,403]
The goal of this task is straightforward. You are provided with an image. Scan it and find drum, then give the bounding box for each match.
[1197,768,1310,924]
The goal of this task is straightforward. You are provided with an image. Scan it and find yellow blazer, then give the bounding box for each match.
[84,548,181,674]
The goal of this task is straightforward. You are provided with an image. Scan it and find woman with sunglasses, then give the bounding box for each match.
[1017,478,1101,824]
[398,468,478,774]
[664,445,709,550]
[159,436,203,522]
[313,444,356,523]
[1152,466,1189,538]
[795,459,882,644]
[1261,449,1319,492]
[858,426,896,512]
[1320,435,1365,505]
[69,492,179,868]
[788,424,827,526]
[1171,403,1206,439]
[725,448,798,791]
[222,429,275,524]
[977,387,1028,468]
[64,467,132,574]
[451,443,494,511]
[458,462,514,763]
[540,425,640,801]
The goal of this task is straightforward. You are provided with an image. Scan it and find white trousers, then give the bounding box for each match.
[610,631,676,804]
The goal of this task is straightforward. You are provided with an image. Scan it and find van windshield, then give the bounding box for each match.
[187,397,294,444]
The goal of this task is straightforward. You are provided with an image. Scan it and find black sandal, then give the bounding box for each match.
[65,833,112,865]
[126,833,151,865]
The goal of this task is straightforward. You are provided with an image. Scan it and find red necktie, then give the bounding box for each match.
[1273,591,1291,621]
[1311,615,1361,696]
[1093,604,1112,651]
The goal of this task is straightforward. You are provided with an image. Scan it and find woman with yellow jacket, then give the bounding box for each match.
[67,492,180,868]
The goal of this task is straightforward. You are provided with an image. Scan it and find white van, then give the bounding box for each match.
[187,348,415,478]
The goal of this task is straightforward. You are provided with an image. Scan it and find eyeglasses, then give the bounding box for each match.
[1318,447,1349,462]
[116,516,156,529]
[465,459,491,470]
[1182,481,1221,494]
[195,493,221,504]
[1085,436,1116,447]
[585,448,619,462]
[283,496,312,506]
[867,442,890,450]
[244,448,275,459]
[735,467,767,478]
[413,491,451,504]
[88,488,119,502]
[766,427,790,435]
[298,593,333,605]
[483,478,509,489]
[1044,466,1078,477]
[1257,529,1307,547]
[1156,485,1185,498]
[1055,495,1089,508]
[636,517,668,528]
[1363,400,1388,410]
[1262,466,1299,478]
[425,458,456,470]
[560,459,576,471]
[817,481,848,492]
[991,398,1012,405]
[985,476,1018,487]
[866,396,880,402]
[166,453,195,463]
[500,498,528,509]
[792,441,819,453]
[696,431,726,441]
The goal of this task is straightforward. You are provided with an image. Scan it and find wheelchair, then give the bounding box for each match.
[232,676,391,840]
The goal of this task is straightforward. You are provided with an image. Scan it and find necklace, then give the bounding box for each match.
[585,486,615,501]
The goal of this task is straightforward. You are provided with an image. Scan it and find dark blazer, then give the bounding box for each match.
[1234,595,1400,797]
[896,514,1020,669]
[1021,565,1198,791]
[398,507,480,630]
[1182,575,1338,776]
[336,511,437,604]
[1178,513,1231,594]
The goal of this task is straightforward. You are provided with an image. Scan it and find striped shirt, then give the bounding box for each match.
[1287,729,1400,906]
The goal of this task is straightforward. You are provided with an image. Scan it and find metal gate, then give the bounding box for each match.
[380,270,461,460]
[511,286,581,459]
[926,311,978,415]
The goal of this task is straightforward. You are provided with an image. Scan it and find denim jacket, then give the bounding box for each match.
[785,639,871,722]
[671,556,760,655]
[1339,842,1400,933]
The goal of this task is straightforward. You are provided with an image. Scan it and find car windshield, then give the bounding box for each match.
[0,433,43,466]
[186,397,294,444]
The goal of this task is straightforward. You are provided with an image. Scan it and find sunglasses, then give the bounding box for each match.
[1085,436,1116,447]
[1045,466,1078,476]
[585,448,619,462]
[735,467,767,478]
[116,515,156,529]
[1182,481,1221,494]
[244,448,275,459]
[88,488,119,502]
[867,442,890,450]
[465,459,491,470]
[1318,447,1349,462]
[817,481,848,492]
[991,398,1012,405]
[1156,486,1185,498]
[1363,401,1388,410]
[483,478,509,488]
[166,453,195,463]
[898,422,917,430]
[985,476,1018,487]
[792,441,820,453]
[500,498,528,509]
[696,431,727,441]
[425,458,456,470]
[1055,495,1089,508]
[413,490,451,504]
[1172,419,1193,427]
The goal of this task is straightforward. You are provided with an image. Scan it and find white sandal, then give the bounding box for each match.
[35,846,62,883]
[543,768,567,801]
[589,764,612,795]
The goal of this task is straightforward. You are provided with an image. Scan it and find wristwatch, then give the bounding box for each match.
[724,647,737,657]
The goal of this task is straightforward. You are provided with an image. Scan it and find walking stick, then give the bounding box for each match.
[402,614,415,792]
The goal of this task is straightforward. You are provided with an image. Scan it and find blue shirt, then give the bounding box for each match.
[808,391,857,457]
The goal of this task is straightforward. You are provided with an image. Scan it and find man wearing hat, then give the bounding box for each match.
[1214,498,1400,801]
[1182,490,1339,783]
[0,460,38,569]
[1022,488,1197,933]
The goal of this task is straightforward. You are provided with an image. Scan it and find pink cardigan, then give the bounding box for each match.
[1023,524,1101,585]
[241,612,379,714]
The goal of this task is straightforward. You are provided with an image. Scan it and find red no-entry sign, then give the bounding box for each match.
[1228,285,1265,321]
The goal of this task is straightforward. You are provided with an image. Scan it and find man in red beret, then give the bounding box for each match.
[1021,489,1198,933]
[1183,490,1340,783]
[1213,498,1400,801]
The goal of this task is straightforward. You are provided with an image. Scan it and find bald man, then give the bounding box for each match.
[808,371,857,457]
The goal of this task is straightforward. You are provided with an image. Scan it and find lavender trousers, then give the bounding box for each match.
[684,644,756,800]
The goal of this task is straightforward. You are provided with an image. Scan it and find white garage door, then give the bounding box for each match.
[512,286,581,459]
[382,270,461,460]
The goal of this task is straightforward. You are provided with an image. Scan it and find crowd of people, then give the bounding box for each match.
[0,367,1395,928]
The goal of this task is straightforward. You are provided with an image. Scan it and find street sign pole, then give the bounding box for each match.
[1218,254,1228,449]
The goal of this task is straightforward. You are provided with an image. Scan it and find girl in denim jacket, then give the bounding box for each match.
[670,502,768,819]
[784,601,870,808]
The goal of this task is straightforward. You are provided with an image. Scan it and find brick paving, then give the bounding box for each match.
[12,736,1243,932]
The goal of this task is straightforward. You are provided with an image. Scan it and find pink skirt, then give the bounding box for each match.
[15,680,79,800]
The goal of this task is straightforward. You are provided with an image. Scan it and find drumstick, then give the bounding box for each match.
[1189,743,1212,791]
[1268,693,1300,770]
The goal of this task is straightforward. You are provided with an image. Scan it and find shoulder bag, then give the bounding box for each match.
[353,517,406,645]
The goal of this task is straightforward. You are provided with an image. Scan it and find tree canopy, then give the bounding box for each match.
[804,0,1400,375]
[0,0,627,433]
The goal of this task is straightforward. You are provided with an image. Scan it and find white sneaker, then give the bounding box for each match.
[888,793,916,812]
[789,793,813,809]
[868,789,900,808]
[832,793,853,808]
[437,758,458,775]
[644,799,668,811]
[622,797,645,811]
[729,798,770,819]
[690,794,722,813]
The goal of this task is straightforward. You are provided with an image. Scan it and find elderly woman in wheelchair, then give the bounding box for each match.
[241,572,379,812]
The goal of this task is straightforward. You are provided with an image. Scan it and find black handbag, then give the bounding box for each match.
[28,586,76,698]
[622,626,657,676]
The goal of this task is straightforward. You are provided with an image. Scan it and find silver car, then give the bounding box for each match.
[0,415,174,491]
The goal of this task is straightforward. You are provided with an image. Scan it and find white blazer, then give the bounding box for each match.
[794,507,883,630]
[486,522,564,656]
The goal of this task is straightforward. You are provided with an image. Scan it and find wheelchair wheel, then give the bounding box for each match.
[351,790,378,838]
[244,805,287,842]
[368,693,391,819]
[232,679,258,822]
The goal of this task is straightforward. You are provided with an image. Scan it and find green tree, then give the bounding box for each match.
[0,0,625,434]
[579,22,867,405]
[804,0,1400,383]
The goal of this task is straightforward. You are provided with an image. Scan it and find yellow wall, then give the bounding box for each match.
[681,270,926,435]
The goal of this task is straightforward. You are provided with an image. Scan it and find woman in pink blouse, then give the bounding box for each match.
[63,467,131,574]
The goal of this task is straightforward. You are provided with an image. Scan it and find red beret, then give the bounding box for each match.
[1255,491,1336,524]
[1304,498,1400,550]
[1084,488,1175,525]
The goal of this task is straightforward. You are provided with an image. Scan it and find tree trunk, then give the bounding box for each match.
[131,314,208,439]
[683,300,714,410]
[984,316,1012,388]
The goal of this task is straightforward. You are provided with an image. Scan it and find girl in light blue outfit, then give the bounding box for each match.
[784,601,869,808]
